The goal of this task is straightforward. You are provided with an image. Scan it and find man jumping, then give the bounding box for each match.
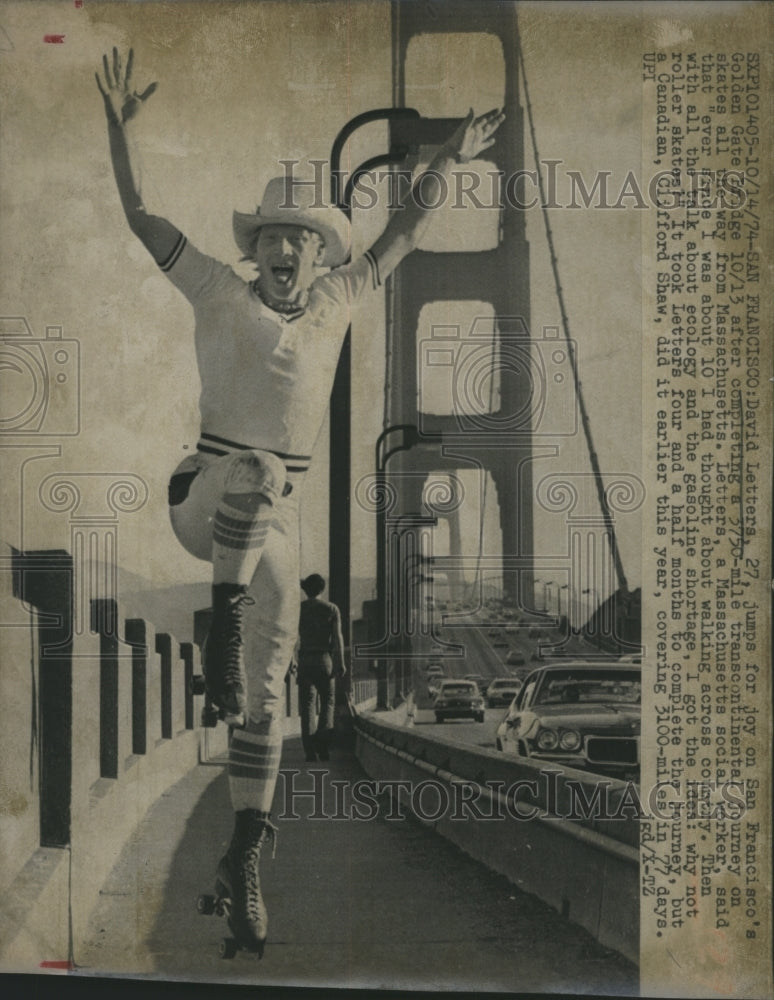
[96,46,503,957]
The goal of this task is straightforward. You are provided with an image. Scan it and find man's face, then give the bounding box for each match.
[253,224,324,303]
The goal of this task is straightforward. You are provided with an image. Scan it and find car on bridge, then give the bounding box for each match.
[425,664,446,698]
[495,662,641,778]
[433,679,485,724]
[485,676,523,708]
[506,651,525,666]
[465,673,489,694]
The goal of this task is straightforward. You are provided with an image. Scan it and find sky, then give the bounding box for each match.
[1,0,731,620]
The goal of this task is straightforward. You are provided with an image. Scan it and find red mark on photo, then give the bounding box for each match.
[43,34,66,44]
[39,960,75,970]
[74,0,83,7]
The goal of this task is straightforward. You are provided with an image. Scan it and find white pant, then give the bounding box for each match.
[168,450,302,725]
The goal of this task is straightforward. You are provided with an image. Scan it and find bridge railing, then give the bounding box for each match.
[351,677,378,706]
[0,545,385,970]
[0,545,215,968]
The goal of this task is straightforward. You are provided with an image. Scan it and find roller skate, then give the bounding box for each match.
[197,810,277,959]
[192,583,254,728]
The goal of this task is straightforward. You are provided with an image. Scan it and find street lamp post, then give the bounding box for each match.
[558,583,569,619]
[531,577,541,614]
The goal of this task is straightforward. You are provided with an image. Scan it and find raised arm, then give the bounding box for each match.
[369,107,505,279]
[96,48,182,265]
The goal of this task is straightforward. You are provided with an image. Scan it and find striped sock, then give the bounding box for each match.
[229,721,284,813]
[212,498,272,586]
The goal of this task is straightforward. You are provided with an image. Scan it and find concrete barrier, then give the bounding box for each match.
[355,712,639,964]
[0,547,210,970]
[0,544,379,969]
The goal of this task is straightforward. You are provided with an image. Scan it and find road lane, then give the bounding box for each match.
[413,623,641,782]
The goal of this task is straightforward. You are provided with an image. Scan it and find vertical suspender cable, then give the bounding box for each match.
[516,27,630,596]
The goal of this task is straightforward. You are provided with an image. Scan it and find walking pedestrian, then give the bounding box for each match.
[296,574,345,762]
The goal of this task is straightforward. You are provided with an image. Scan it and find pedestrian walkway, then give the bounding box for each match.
[76,735,637,994]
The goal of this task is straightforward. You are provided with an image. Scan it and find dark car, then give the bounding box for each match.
[434,680,485,723]
[506,651,525,666]
[495,662,641,778]
[486,676,523,707]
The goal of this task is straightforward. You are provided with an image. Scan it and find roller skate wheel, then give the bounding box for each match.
[190,674,206,696]
[220,937,238,959]
[197,894,216,916]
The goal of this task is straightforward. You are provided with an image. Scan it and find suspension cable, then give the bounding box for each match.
[470,323,498,603]
[516,29,630,596]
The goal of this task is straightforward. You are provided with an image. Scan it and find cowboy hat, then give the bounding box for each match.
[233,176,350,267]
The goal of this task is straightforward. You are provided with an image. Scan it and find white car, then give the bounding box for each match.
[485,677,523,708]
[495,662,641,778]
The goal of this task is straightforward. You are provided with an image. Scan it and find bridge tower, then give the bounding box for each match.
[380,0,536,645]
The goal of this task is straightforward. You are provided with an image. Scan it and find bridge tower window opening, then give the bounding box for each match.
[422,467,503,605]
[409,151,502,253]
[404,32,505,119]
[417,301,500,418]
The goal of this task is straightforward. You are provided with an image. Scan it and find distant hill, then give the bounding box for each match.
[115,567,210,643]
[109,569,378,644]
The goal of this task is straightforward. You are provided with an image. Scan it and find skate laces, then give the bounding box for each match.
[244,816,277,859]
[221,594,255,687]
[237,819,278,924]
[264,819,278,859]
[236,814,278,856]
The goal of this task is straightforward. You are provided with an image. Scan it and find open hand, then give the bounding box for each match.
[95,47,157,125]
[447,107,505,163]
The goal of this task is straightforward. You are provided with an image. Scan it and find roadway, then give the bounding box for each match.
[75,733,637,993]
[408,618,528,768]
[409,617,623,762]
[411,616,547,718]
